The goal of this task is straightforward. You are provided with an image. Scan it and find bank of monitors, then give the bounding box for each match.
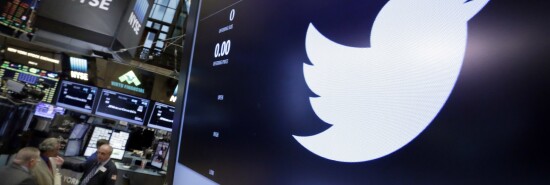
[147,102,175,131]
[0,61,59,103]
[151,141,169,170]
[34,102,65,119]
[56,81,98,113]
[95,89,150,125]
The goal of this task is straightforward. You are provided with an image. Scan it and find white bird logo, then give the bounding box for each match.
[295,0,490,163]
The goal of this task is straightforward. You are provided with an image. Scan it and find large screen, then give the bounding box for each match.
[34,102,65,119]
[95,89,150,125]
[171,0,550,185]
[147,102,175,131]
[56,81,99,113]
[0,61,59,103]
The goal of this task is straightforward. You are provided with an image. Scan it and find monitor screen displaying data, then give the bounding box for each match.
[95,89,150,125]
[110,130,129,160]
[56,81,98,113]
[34,102,65,119]
[147,102,175,131]
[170,0,550,185]
[0,61,59,103]
[84,127,112,157]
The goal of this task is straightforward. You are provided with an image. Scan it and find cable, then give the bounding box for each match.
[113,34,185,53]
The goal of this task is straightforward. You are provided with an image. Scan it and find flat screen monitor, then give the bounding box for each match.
[170,0,550,185]
[147,102,175,131]
[109,130,129,160]
[95,89,150,125]
[34,102,65,119]
[84,127,112,157]
[151,141,169,170]
[69,124,89,139]
[56,81,98,113]
[65,140,82,157]
[0,61,59,103]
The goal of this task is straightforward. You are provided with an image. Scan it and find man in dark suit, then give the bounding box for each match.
[0,147,41,185]
[57,144,118,185]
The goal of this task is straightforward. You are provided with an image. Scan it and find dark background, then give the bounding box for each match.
[176,0,550,184]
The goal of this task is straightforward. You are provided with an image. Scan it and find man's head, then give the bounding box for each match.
[13,147,40,169]
[96,144,113,163]
[96,139,109,148]
[39,138,61,157]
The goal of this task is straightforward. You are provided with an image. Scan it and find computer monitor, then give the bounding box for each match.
[94,89,150,125]
[69,124,89,139]
[84,127,112,157]
[56,80,99,114]
[147,102,175,132]
[151,141,169,170]
[109,130,129,160]
[34,102,65,119]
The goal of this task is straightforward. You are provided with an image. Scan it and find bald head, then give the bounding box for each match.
[13,147,40,167]
[96,144,113,163]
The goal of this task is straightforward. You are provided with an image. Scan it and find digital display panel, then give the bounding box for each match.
[171,0,550,185]
[69,57,89,81]
[95,89,150,125]
[0,0,39,32]
[56,80,98,114]
[69,124,89,139]
[84,127,111,157]
[34,102,65,119]
[151,141,169,170]
[0,61,59,103]
[109,130,129,160]
[147,102,174,131]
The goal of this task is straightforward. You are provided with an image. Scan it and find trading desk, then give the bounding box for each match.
[58,155,165,185]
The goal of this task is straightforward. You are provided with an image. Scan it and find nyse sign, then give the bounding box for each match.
[70,71,89,81]
[75,0,113,11]
[128,12,142,35]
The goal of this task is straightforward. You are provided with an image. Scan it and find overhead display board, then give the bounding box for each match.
[0,0,39,32]
[95,89,150,125]
[55,80,99,114]
[170,0,550,185]
[0,61,59,103]
[147,102,174,132]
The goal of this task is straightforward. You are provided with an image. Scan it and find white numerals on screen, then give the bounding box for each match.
[214,40,231,58]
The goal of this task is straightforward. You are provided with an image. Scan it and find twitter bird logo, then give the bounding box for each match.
[295,0,490,163]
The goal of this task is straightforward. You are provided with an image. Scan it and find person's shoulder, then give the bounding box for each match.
[106,160,118,170]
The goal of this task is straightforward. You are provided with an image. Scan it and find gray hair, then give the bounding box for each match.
[39,138,60,152]
[13,147,40,165]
